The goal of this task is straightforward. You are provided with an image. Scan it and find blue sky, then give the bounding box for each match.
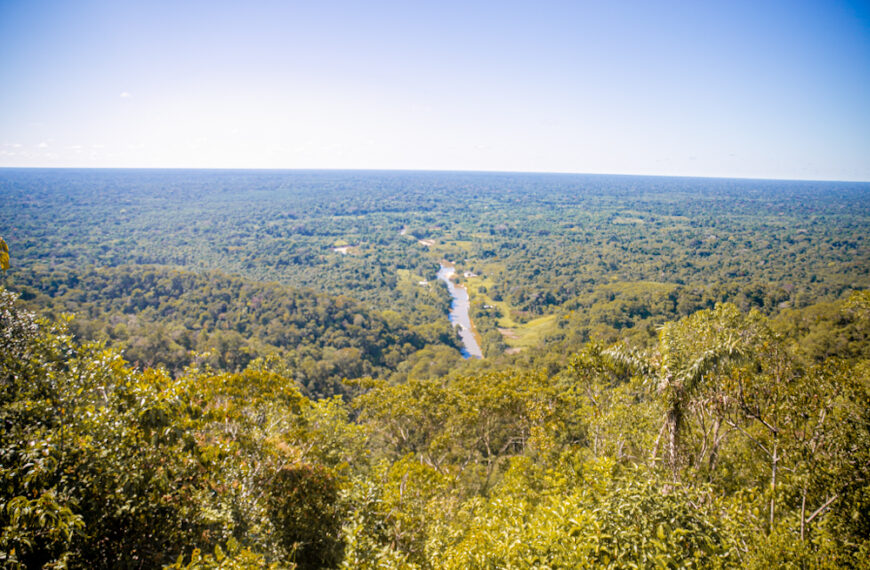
[1,0,868,180]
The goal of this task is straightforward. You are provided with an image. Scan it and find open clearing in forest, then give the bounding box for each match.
[462,271,561,350]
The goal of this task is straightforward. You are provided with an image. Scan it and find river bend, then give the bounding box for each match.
[436,264,484,359]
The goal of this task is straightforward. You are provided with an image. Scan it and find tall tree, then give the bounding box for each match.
[607,304,766,480]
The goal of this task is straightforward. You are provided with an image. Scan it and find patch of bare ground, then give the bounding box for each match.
[498,327,519,339]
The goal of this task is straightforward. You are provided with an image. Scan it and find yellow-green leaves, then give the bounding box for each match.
[0,237,8,271]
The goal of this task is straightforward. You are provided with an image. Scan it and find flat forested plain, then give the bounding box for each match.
[1,169,869,568]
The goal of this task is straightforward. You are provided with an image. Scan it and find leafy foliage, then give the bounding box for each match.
[1,169,868,567]
[8,264,461,398]
[3,169,867,356]
[2,286,869,567]
[0,237,8,272]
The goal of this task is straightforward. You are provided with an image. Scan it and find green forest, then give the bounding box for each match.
[1,169,869,568]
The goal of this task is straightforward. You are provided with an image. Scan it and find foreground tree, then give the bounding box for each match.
[0,288,347,568]
[606,303,766,480]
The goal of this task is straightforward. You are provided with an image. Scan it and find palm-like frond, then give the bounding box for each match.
[681,338,747,397]
[603,343,655,379]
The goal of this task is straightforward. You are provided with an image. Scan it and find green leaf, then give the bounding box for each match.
[0,237,8,271]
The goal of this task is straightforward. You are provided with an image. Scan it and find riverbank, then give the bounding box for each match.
[436,263,484,358]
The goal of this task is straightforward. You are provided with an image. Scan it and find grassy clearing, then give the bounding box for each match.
[611,216,645,225]
[506,314,559,348]
[463,273,560,349]
[396,268,429,285]
[448,240,474,252]
[427,239,474,259]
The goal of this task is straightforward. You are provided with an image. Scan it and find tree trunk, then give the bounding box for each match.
[800,486,807,541]
[769,439,778,530]
[667,407,681,482]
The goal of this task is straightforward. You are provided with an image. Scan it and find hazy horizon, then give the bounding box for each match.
[3,165,869,185]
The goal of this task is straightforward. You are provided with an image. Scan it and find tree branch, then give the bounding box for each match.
[806,494,838,524]
[725,418,771,457]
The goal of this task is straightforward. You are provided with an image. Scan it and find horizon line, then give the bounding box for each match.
[0,165,868,185]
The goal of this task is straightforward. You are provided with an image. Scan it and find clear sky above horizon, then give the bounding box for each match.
[1,0,868,181]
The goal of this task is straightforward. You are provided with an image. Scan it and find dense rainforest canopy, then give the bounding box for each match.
[1,169,868,568]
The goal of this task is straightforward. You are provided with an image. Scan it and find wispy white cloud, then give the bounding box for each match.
[120,91,132,99]
[37,142,49,148]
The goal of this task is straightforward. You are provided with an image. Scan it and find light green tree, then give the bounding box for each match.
[606,303,767,480]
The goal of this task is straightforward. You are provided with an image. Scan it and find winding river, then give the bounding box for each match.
[436,264,484,359]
